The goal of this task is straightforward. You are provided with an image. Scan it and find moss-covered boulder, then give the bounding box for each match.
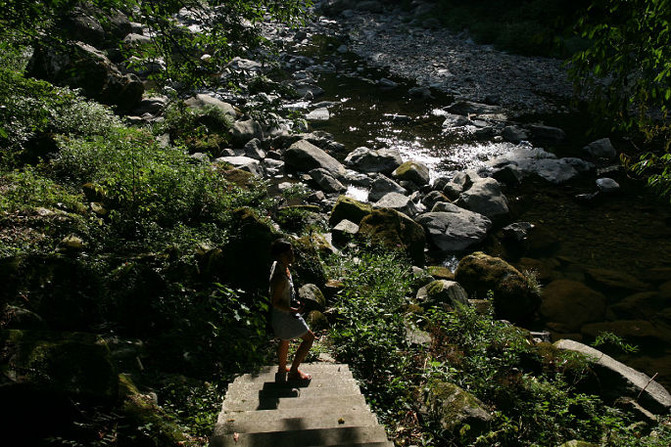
[358,208,426,266]
[294,234,328,289]
[416,280,469,310]
[118,374,186,447]
[329,195,373,226]
[298,283,327,313]
[455,252,541,323]
[392,160,430,186]
[424,380,492,442]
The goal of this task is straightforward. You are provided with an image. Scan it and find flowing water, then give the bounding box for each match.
[297,39,671,388]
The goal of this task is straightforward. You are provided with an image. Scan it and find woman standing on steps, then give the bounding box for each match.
[269,238,315,381]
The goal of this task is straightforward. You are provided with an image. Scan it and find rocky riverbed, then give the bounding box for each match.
[23,0,671,407]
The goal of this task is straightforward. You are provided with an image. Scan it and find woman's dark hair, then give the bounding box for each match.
[271,238,293,257]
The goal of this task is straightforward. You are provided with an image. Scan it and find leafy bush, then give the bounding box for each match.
[325,248,416,416]
[0,68,121,168]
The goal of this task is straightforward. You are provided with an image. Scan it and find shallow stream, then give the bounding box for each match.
[298,38,671,388]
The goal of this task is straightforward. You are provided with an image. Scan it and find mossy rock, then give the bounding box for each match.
[358,208,426,266]
[424,380,492,442]
[416,280,469,310]
[392,160,430,186]
[427,265,455,280]
[329,195,372,226]
[455,252,540,324]
[219,166,259,189]
[293,235,328,288]
[306,310,329,331]
[118,374,186,447]
[0,329,117,401]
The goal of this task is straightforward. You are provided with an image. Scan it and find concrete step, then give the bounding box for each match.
[226,380,362,401]
[216,406,379,433]
[230,364,354,389]
[210,424,390,447]
[222,392,367,412]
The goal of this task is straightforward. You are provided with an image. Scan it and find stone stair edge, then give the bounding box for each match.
[210,424,389,447]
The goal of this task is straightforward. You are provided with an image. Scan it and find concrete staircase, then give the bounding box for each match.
[210,363,393,447]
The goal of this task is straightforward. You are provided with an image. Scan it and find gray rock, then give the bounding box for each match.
[214,156,263,177]
[284,140,346,177]
[442,113,471,128]
[184,93,238,120]
[344,146,403,175]
[416,203,492,252]
[596,177,620,193]
[305,107,331,121]
[244,138,266,160]
[422,190,450,210]
[332,219,360,246]
[368,174,407,202]
[424,380,492,442]
[378,77,398,89]
[28,41,144,111]
[489,148,592,184]
[122,32,152,47]
[443,169,481,200]
[345,170,373,188]
[456,177,509,219]
[230,119,265,146]
[309,168,347,193]
[298,283,326,311]
[374,192,419,217]
[502,125,529,143]
[555,339,671,414]
[416,280,470,309]
[528,124,566,145]
[583,137,617,160]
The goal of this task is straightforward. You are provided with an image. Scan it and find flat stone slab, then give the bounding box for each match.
[555,339,671,414]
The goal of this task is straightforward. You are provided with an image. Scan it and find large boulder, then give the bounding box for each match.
[416,280,469,310]
[455,252,541,323]
[284,140,346,177]
[540,280,607,333]
[329,196,373,226]
[456,177,509,219]
[184,93,238,121]
[555,339,671,414]
[358,208,426,266]
[344,146,403,175]
[298,283,326,313]
[27,42,143,111]
[424,380,492,442]
[415,203,492,252]
[489,147,594,185]
[582,138,617,160]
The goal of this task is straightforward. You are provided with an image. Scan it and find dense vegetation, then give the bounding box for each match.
[1,0,670,446]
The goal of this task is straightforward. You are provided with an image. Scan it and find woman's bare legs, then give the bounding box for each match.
[277,339,290,374]
[289,331,315,380]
